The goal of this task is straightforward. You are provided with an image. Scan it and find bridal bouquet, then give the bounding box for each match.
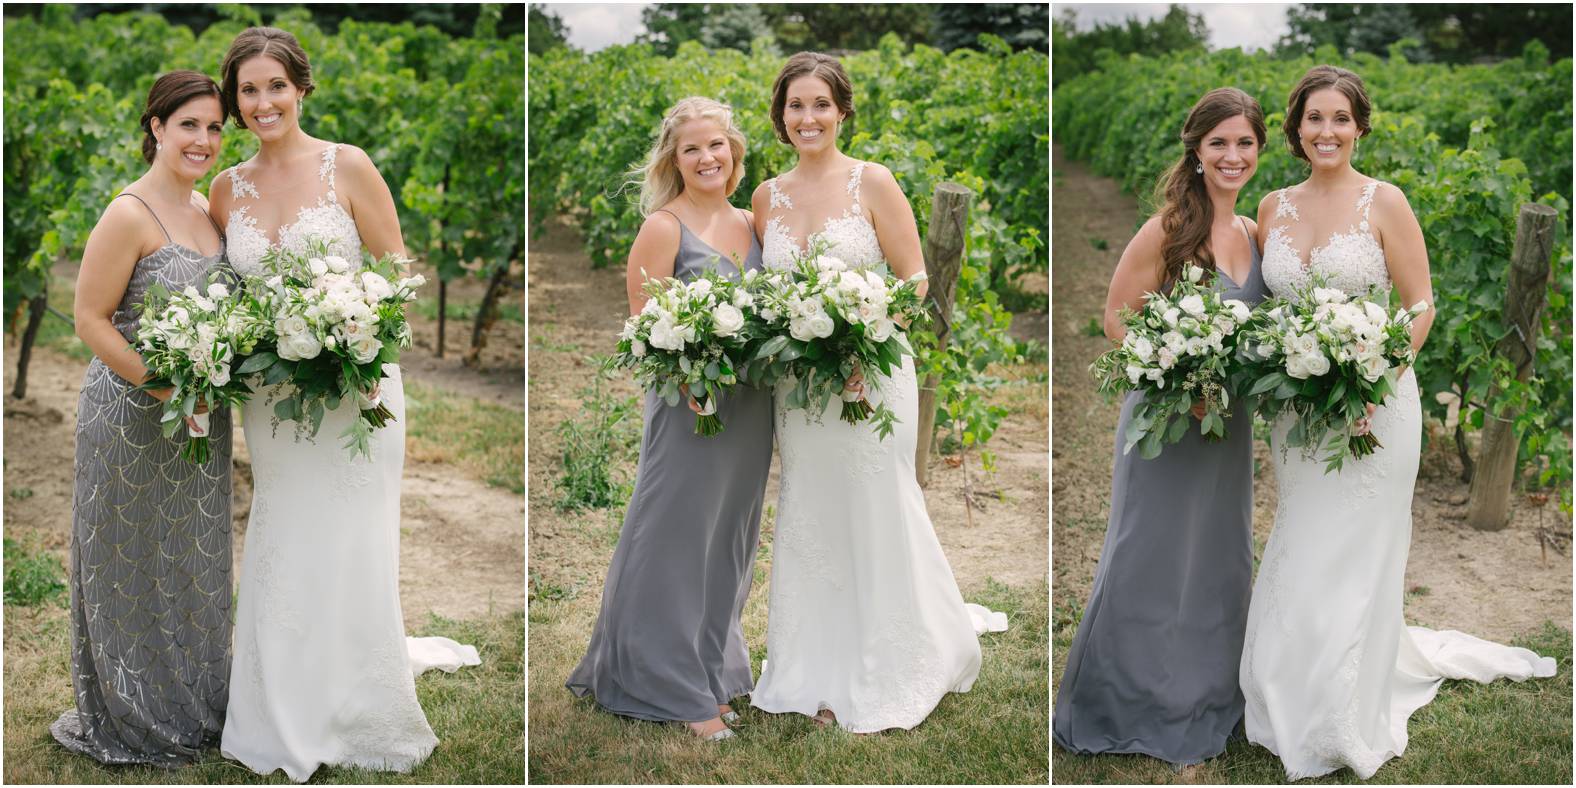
[1235,279,1427,472]
[611,268,754,436]
[135,276,265,464]
[742,242,928,439]
[234,243,423,459]
[1089,263,1253,458]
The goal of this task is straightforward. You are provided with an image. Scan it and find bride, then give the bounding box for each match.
[207,27,477,781]
[1243,64,1556,780]
[747,52,1007,734]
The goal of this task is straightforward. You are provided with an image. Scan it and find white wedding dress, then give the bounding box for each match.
[749,162,1007,733]
[218,143,479,782]
[1243,181,1556,779]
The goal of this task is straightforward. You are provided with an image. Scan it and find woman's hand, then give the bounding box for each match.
[678,382,704,414]
[843,360,865,398]
[1353,402,1377,436]
[1190,400,1207,421]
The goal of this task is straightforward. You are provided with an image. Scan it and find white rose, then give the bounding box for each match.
[648,318,685,351]
[277,330,324,361]
[1157,347,1177,370]
[348,335,382,364]
[1303,352,1331,377]
[792,297,824,319]
[1131,336,1155,363]
[1284,353,1311,379]
[208,362,231,387]
[711,303,745,337]
[857,301,887,324]
[806,312,834,339]
[360,272,394,303]
[866,317,895,342]
[1360,354,1388,382]
[1212,314,1236,335]
[1224,299,1251,323]
[1179,294,1206,317]
[275,314,310,337]
[789,317,817,342]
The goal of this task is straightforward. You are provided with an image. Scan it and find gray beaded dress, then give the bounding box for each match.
[566,210,773,722]
[1054,221,1268,765]
[52,195,233,765]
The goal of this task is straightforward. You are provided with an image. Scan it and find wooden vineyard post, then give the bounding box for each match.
[1466,203,1559,530]
[914,182,974,487]
[11,293,48,399]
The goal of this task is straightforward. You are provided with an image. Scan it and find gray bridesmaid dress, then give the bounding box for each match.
[1054,220,1268,765]
[52,194,234,765]
[566,209,774,722]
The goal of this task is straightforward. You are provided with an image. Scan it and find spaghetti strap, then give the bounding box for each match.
[113,192,172,244]
[195,197,226,243]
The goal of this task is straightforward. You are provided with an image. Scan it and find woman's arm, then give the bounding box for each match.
[626,211,680,316]
[750,181,771,241]
[862,163,927,299]
[1103,215,1166,343]
[337,145,407,259]
[1375,183,1434,354]
[208,168,233,233]
[74,198,161,389]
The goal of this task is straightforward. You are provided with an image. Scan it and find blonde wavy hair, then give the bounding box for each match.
[632,97,748,216]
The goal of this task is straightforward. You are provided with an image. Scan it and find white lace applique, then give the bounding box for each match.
[231,168,261,200]
[1262,180,1390,301]
[767,178,793,210]
[1274,188,1300,221]
[336,638,435,772]
[226,143,362,277]
[761,162,884,271]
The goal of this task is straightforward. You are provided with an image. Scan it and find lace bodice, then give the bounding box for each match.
[761,162,884,270]
[225,144,362,275]
[1262,180,1389,301]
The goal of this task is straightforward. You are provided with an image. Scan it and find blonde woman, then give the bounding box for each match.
[566,97,772,742]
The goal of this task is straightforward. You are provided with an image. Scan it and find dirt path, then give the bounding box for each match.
[527,213,1048,595]
[1,272,525,629]
[1051,143,1571,642]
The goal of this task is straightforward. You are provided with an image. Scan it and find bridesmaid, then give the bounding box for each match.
[1053,87,1269,768]
[53,70,233,764]
[566,97,773,742]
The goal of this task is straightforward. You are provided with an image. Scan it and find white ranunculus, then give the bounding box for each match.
[711,303,745,337]
[277,330,324,361]
[806,311,834,338]
[1157,347,1177,370]
[866,317,895,342]
[1179,294,1206,317]
[324,255,352,274]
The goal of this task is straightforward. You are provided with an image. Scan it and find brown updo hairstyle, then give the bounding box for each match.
[1151,87,1267,288]
[219,27,315,129]
[139,70,222,164]
[769,51,855,145]
[1284,65,1371,161]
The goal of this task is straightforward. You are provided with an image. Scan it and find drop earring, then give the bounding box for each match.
[1195,162,1203,175]
[156,141,163,152]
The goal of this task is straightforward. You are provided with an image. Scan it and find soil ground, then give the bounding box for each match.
[1050,142,1572,644]
[1,260,526,628]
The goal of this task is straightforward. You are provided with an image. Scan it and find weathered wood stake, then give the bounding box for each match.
[1466,203,1558,530]
[914,182,974,487]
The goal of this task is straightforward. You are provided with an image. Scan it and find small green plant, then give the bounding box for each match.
[4,537,66,607]
[554,364,640,512]
[1081,316,1103,337]
[1088,236,1108,250]
[9,487,34,499]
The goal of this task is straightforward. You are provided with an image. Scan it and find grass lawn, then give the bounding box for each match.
[1050,621,1573,784]
[2,604,524,784]
[528,576,1050,784]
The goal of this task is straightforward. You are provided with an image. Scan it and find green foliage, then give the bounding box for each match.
[1055,47,1573,501]
[3,9,523,320]
[1052,4,1208,87]
[3,537,66,607]
[554,367,641,512]
[528,5,569,55]
[1279,4,1572,63]
[531,35,1046,461]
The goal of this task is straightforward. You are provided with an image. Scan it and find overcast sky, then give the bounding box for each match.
[1054,3,1293,52]
[536,3,1295,54]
